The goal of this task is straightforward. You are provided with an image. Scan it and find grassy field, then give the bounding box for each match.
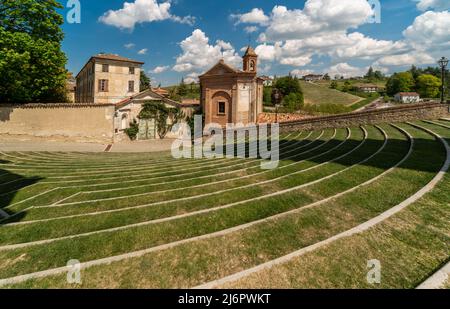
[300,81,363,106]
[0,119,449,288]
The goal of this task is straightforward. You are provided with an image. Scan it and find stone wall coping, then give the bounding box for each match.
[278,103,448,127]
[0,103,115,109]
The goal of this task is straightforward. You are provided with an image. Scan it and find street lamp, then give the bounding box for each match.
[275,104,280,123]
[438,56,449,104]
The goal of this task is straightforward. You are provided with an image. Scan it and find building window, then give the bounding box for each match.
[102,64,109,73]
[129,67,135,75]
[218,101,226,115]
[128,80,135,92]
[98,79,108,92]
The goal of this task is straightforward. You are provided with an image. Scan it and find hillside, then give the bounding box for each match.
[300,81,363,106]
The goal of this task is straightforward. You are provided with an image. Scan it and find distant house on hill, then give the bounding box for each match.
[75,53,144,104]
[259,75,273,86]
[303,74,324,82]
[355,83,380,93]
[394,92,420,104]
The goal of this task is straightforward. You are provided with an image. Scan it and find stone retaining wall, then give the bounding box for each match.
[277,103,450,133]
[0,104,115,143]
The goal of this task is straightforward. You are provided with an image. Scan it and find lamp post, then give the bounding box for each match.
[438,57,449,104]
[275,104,280,123]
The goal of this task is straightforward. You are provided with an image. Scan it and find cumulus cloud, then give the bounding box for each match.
[263,0,373,41]
[138,48,148,55]
[244,26,259,33]
[231,8,269,26]
[184,72,199,84]
[403,11,450,49]
[415,0,450,11]
[290,69,314,78]
[151,65,169,74]
[173,29,241,74]
[375,52,435,66]
[99,0,195,30]
[327,62,368,78]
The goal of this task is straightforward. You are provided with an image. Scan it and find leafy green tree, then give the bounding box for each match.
[263,87,273,105]
[330,81,338,89]
[365,67,375,80]
[274,76,302,96]
[386,72,415,96]
[282,93,304,112]
[323,73,331,80]
[0,0,68,103]
[342,81,352,92]
[373,70,385,80]
[416,74,441,98]
[140,71,151,91]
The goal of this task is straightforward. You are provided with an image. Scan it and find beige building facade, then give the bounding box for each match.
[75,54,143,104]
[199,46,264,127]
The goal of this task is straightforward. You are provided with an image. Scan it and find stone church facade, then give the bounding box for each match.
[199,46,264,127]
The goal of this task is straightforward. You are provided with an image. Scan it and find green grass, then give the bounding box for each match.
[0,121,449,288]
[300,81,363,106]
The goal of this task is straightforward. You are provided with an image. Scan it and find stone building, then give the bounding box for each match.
[75,53,143,104]
[199,46,264,127]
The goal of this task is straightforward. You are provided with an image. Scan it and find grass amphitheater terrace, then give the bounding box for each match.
[0,119,449,289]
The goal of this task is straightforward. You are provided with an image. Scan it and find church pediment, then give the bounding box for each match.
[201,60,238,77]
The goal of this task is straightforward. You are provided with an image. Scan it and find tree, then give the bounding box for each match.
[330,81,338,89]
[177,78,188,97]
[365,66,375,80]
[140,71,151,91]
[416,74,441,98]
[282,93,304,112]
[274,76,302,96]
[373,70,384,80]
[386,72,415,96]
[0,0,68,103]
[323,73,331,81]
[342,81,352,92]
[263,87,273,105]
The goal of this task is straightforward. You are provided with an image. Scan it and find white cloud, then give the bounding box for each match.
[327,62,368,78]
[291,69,314,78]
[280,55,313,67]
[231,8,269,26]
[173,29,241,74]
[375,52,435,66]
[99,0,195,30]
[254,44,278,61]
[244,26,259,33]
[403,11,450,49]
[138,48,148,55]
[415,0,450,11]
[124,43,135,49]
[151,65,169,74]
[184,72,199,84]
[264,0,373,41]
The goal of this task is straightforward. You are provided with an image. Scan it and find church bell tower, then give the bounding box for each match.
[243,46,258,74]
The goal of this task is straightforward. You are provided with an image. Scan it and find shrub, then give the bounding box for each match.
[282,93,304,112]
[125,119,139,140]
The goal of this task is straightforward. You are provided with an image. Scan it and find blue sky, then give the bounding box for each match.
[59,0,450,85]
